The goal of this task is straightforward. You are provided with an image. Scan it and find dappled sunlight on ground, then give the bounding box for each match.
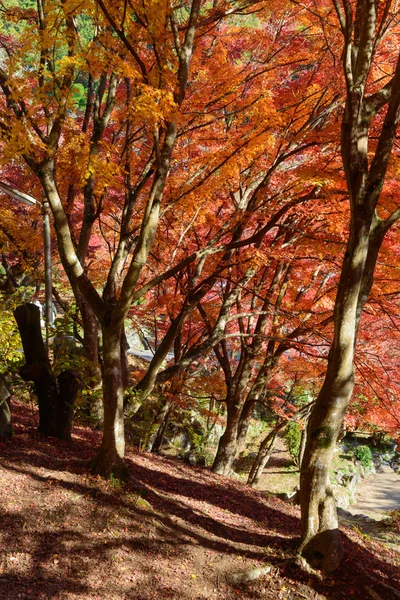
[0,402,399,600]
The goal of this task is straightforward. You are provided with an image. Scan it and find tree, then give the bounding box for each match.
[299,0,400,573]
[0,0,281,476]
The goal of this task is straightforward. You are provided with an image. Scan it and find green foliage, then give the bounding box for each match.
[354,445,373,467]
[0,302,23,374]
[283,422,302,465]
[75,385,102,425]
[124,390,154,450]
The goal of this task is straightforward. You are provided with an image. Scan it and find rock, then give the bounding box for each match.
[302,529,344,573]
[391,457,400,473]
[184,452,206,467]
[226,565,271,585]
[334,469,345,485]
[279,489,300,504]
[343,472,360,493]
[334,488,350,509]
[349,472,360,491]
[377,463,394,474]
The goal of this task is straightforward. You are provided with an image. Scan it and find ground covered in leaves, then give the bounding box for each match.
[0,402,399,600]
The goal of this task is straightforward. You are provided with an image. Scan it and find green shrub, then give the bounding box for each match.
[354,445,373,467]
[284,422,302,465]
[0,303,23,374]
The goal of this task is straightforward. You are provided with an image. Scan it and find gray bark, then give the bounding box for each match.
[299,1,400,572]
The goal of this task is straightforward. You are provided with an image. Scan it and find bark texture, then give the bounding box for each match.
[299,1,400,572]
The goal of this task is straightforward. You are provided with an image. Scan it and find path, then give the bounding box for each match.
[337,471,400,555]
[347,471,400,520]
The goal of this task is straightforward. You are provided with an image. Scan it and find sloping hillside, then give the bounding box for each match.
[0,402,399,600]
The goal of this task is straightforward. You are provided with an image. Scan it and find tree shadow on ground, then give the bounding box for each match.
[1,404,400,599]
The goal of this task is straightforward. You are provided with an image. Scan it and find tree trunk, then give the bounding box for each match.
[0,374,12,441]
[247,422,284,486]
[152,405,172,453]
[57,370,81,440]
[298,422,307,469]
[120,324,130,389]
[145,400,171,453]
[92,325,127,478]
[299,225,370,572]
[212,402,241,475]
[80,297,101,378]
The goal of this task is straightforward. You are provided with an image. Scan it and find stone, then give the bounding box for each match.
[184,452,206,467]
[334,488,350,510]
[377,463,394,474]
[281,489,300,504]
[334,470,343,485]
[348,472,360,491]
[226,565,271,584]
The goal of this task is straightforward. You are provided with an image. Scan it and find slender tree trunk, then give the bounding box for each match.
[146,400,171,453]
[80,298,101,377]
[120,324,130,390]
[92,325,126,478]
[298,421,308,469]
[78,293,103,423]
[247,421,284,486]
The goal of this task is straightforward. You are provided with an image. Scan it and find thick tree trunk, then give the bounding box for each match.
[299,226,370,572]
[14,304,54,432]
[92,325,127,478]
[212,402,241,475]
[0,374,12,441]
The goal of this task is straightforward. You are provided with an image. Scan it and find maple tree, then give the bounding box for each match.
[0,0,400,577]
[298,0,400,573]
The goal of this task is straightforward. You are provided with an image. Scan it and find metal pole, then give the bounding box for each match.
[42,196,53,350]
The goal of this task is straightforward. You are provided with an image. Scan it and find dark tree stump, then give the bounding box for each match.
[0,374,12,441]
[14,303,80,440]
[57,370,81,440]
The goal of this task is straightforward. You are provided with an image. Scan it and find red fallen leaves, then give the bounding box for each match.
[0,401,399,600]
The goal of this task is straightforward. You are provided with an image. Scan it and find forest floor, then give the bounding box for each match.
[0,402,399,600]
